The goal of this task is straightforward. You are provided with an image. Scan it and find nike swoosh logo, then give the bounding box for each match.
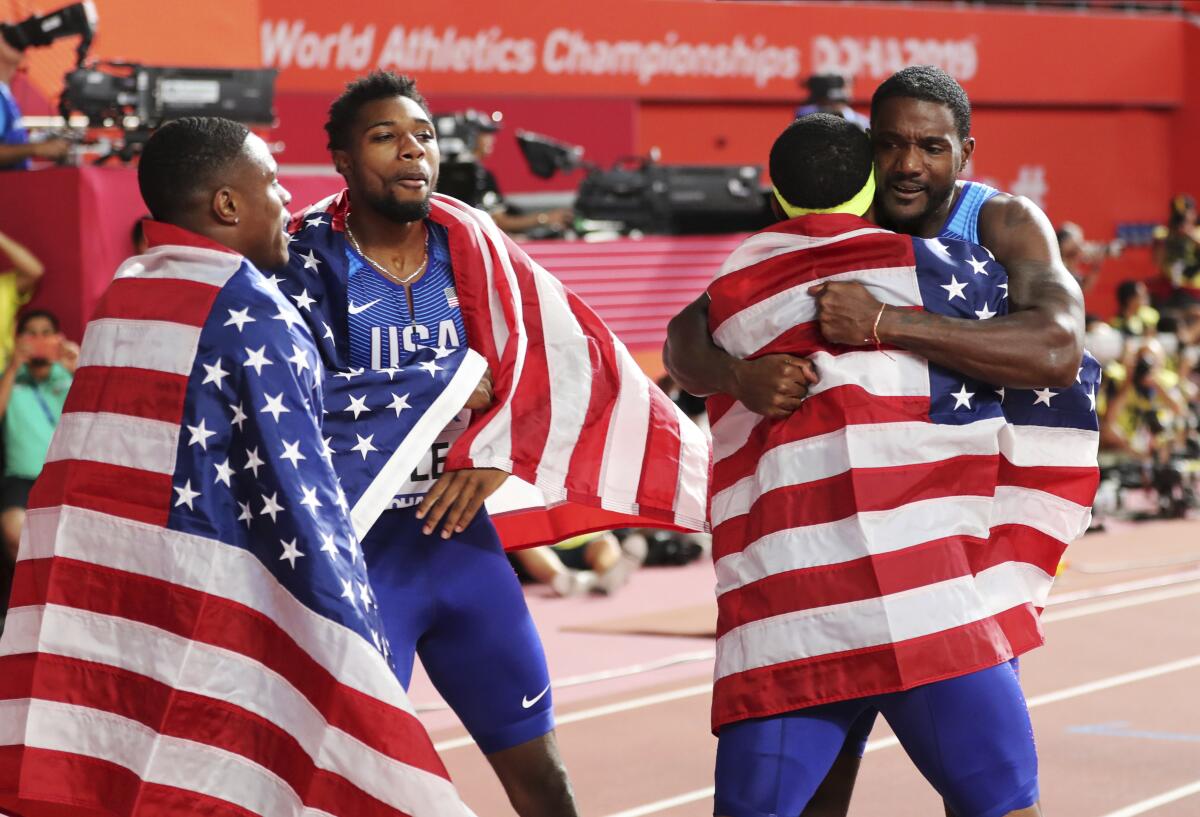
[348,299,381,315]
[522,683,551,709]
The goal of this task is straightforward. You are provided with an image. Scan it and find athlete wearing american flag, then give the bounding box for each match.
[0,118,474,817]
[703,115,1097,817]
[277,72,709,817]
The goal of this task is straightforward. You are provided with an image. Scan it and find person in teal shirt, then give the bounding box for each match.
[0,309,77,567]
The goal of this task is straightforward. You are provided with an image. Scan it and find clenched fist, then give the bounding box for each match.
[808,281,886,347]
[730,354,820,419]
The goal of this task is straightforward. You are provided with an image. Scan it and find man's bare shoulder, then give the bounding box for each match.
[977,192,1058,265]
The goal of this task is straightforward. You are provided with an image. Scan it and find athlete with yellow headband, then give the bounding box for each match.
[674,66,1089,817]
[704,112,1070,817]
[666,65,1083,425]
[772,167,876,219]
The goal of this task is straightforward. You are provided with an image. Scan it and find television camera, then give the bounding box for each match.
[515,129,770,235]
[1,1,96,66]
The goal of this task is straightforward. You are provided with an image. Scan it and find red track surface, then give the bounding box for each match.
[414,519,1200,817]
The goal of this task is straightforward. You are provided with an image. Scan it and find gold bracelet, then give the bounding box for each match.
[871,303,887,350]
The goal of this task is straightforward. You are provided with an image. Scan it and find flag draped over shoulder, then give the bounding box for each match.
[285,191,711,549]
[706,214,1099,731]
[0,235,473,817]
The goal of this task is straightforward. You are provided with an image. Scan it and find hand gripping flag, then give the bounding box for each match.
[0,228,473,817]
[284,191,711,548]
[705,214,1099,730]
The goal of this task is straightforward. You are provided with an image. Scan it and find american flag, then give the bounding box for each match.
[284,192,711,548]
[705,215,1099,730]
[0,224,473,817]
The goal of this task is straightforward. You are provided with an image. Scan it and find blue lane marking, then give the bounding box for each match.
[1069,722,1200,744]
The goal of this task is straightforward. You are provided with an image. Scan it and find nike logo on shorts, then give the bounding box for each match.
[348,299,381,315]
[522,683,551,709]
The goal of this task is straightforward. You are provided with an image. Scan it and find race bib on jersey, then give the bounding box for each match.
[388,408,472,509]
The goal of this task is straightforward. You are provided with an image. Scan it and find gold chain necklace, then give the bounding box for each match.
[345,223,428,285]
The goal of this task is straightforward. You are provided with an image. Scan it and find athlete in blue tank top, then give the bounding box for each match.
[666,68,1085,817]
[283,73,579,817]
[939,180,1002,245]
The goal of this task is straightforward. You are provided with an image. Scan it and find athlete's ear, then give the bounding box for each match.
[210,185,240,227]
[958,136,976,173]
[332,149,352,180]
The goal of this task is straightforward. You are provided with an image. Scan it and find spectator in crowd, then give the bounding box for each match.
[1095,272,1200,519]
[510,532,648,597]
[1111,279,1160,337]
[0,37,69,170]
[0,310,77,566]
[0,229,45,367]
[526,532,647,596]
[1057,221,1121,294]
[1152,194,1200,299]
[794,74,870,130]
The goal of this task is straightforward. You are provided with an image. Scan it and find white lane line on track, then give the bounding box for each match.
[419,650,716,714]
[600,655,1200,817]
[1047,569,1200,607]
[1095,779,1200,817]
[433,683,712,752]
[862,654,1200,754]
[1043,581,1200,623]
[432,575,1200,748]
[604,789,714,817]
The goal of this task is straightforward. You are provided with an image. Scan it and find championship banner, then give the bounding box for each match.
[255,0,1184,105]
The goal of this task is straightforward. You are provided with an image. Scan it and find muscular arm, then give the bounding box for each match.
[817,195,1084,388]
[879,195,1084,388]
[663,294,738,397]
[664,293,816,419]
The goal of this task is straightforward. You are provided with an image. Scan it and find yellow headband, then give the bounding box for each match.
[773,169,876,218]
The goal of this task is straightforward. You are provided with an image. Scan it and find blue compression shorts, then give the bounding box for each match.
[714,659,1037,817]
[362,507,555,754]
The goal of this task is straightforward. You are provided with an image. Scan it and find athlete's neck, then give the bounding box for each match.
[346,195,426,254]
[892,181,962,240]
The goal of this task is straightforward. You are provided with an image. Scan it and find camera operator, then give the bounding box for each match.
[474,123,573,236]
[438,111,572,237]
[794,74,869,130]
[0,37,69,170]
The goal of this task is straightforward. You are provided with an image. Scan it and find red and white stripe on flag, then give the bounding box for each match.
[0,247,471,817]
[425,195,711,549]
[705,218,1096,731]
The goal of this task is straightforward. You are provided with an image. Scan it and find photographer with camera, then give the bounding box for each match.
[0,310,76,582]
[0,37,69,170]
[437,110,572,237]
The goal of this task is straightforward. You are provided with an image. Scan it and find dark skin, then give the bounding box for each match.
[685,100,1063,817]
[332,95,579,817]
[176,133,293,271]
[331,95,505,541]
[664,96,1084,417]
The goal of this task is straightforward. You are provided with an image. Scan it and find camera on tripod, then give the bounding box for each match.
[1,1,97,66]
[59,63,278,162]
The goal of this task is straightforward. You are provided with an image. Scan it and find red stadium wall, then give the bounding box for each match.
[1,0,1197,323]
